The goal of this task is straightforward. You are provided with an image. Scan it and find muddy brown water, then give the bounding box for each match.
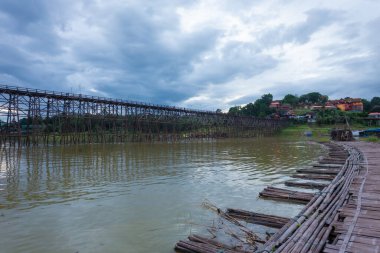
[0,138,324,253]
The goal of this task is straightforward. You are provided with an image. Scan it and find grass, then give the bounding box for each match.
[279,124,332,142]
[362,136,379,142]
[293,108,312,116]
[279,123,379,142]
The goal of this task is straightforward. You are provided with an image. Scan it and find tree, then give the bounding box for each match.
[371,105,380,113]
[251,94,274,117]
[282,94,299,107]
[260,93,273,106]
[299,92,328,105]
[228,106,242,115]
[370,97,380,111]
[242,103,255,116]
[227,93,274,118]
[362,99,371,112]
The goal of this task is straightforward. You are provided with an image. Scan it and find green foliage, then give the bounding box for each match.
[260,93,273,106]
[228,106,242,115]
[227,91,379,122]
[372,106,380,113]
[282,94,299,107]
[366,136,379,142]
[362,99,371,112]
[316,110,345,125]
[316,109,367,126]
[299,92,328,105]
[371,97,380,107]
[228,94,274,118]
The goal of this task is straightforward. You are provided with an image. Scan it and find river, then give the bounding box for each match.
[0,138,324,253]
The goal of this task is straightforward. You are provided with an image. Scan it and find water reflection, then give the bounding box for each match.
[0,138,323,253]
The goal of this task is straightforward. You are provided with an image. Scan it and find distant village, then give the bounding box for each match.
[271,98,363,113]
[269,97,380,123]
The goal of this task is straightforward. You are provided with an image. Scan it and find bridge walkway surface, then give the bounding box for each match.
[324,141,380,253]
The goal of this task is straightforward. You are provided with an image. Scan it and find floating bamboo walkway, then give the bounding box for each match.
[323,142,380,253]
[174,141,380,253]
[259,142,380,253]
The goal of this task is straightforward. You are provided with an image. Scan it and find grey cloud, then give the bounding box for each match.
[228,95,260,106]
[289,9,340,43]
[0,0,64,54]
[76,5,222,103]
[0,1,379,109]
[258,9,341,47]
[317,16,380,78]
[186,42,278,85]
[271,78,379,101]
[0,0,221,104]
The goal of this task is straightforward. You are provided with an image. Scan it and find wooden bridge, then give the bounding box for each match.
[175,141,380,253]
[0,84,286,145]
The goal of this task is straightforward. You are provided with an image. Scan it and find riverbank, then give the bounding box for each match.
[279,124,379,142]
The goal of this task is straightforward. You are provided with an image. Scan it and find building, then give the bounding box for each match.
[269,101,281,109]
[365,112,380,126]
[269,101,294,118]
[368,112,380,118]
[329,98,363,112]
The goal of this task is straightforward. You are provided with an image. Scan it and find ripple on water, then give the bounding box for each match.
[0,138,324,253]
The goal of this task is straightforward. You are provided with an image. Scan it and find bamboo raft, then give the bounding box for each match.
[176,235,252,253]
[226,208,290,229]
[284,181,328,190]
[313,164,343,168]
[296,168,340,175]
[259,186,314,204]
[291,174,336,180]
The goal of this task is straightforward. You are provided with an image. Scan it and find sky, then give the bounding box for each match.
[0,0,379,111]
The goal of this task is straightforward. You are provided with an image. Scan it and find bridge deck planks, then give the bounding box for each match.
[323,142,380,253]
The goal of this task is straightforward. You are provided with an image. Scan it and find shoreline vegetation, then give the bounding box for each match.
[227,92,380,121]
[278,123,379,142]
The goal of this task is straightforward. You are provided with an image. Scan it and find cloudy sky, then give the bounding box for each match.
[0,0,379,110]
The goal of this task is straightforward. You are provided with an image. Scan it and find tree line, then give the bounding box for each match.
[228,92,380,118]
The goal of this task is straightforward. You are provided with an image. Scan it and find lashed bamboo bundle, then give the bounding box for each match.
[259,186,314,204]
[284,181,328,190]
[226,208,290,228]
[202,201,265,244]
[292,174,335,180]
[175,234,252,253]
[259,143,361,253]
[175,202,265,253]
[296,168,340,175]
[313,164,342,168]
[318,159,346,165]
